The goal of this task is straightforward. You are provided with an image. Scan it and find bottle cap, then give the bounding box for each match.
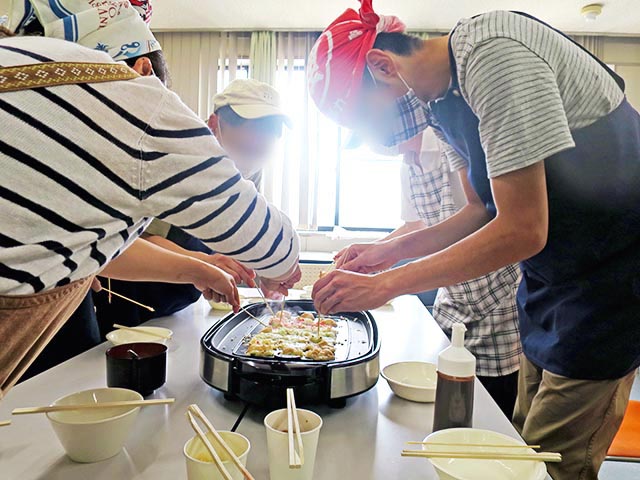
[437,323,476,378]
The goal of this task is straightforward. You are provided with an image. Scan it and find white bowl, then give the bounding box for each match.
[184,430,251,480]
[46,387,142,463]
[106,326,172,346]
[381,361,437,402]
[423,428,547,480]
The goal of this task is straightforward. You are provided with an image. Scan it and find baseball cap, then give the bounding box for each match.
[213,79,292,128]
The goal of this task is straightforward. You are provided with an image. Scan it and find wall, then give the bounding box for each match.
[602,37,640,108]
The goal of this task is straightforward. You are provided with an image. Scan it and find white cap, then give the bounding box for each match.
[213,79,292,128]
[437,323,476,378]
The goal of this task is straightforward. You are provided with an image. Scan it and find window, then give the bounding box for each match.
[274,58,402,231]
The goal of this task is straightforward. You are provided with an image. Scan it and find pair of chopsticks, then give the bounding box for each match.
[102,286,155,312]
[112,323,171,340]
[286,388,304,469]
[12,398,174,415]
[186,404,255,480]
[239,305,270,327]
[402,441,562,463]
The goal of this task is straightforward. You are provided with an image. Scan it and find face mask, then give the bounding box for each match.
[367,68,433,147]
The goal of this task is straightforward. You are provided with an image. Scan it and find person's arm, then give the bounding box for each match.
[142,233,255,286]
[99,238,240,310]
[313,161,547,313]
[137,87,300,295]
[383,221,425,241]
[336,168,490,272]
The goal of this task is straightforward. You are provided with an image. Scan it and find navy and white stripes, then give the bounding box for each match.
[0,36,299,294]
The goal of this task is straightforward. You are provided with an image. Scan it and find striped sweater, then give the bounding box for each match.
[0,36,299,295]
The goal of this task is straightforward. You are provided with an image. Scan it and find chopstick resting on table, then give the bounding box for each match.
[187,404,255,480]
[102,288,155,312]
[408,441,541,449]
[0,420,11,427]
[112,323,171,340]
[287,388,304,468]
[12,398,175,415]
[401,449,562,463]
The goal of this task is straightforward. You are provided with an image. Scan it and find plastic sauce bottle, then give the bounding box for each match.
[432,323,476,432]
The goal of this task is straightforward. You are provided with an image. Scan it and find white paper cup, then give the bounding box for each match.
[264,408,323,480]
[183,430,250,480]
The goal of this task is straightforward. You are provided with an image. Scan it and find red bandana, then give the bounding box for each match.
[307,0,405,127]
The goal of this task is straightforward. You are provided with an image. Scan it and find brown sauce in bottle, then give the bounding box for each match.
[432,371,474,432]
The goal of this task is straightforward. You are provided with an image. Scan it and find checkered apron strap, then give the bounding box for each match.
[0,62,139,93]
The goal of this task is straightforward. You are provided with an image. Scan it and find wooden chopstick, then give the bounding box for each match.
[0,420,11,427]
[240,305,270,327]
[409,441,541,449]
[188,404,255,480]
[286,388,304,468]
[401,450,562,463]
[103,288,155,312]
[12,398,174,415]
[112,323,171,340]
[186,410,232,480]
[255,280,277,316]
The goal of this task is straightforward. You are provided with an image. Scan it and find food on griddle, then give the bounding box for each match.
[246,312,338,361]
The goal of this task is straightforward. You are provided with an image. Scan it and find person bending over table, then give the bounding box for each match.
[307,3,640,479]
[0,30,300,396]
[94,79,295,333]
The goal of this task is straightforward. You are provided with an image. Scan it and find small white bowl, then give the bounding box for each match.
[47,387,143,463]
[106,326,172,346]
[423,428,547,480]
[381,361,437,402]
[184,430,251,480]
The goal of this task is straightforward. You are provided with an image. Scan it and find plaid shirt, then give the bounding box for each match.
[405,150,522,377]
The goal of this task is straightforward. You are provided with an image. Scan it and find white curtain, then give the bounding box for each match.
[153,31,250,119]
[571,35,605,59]
[254,32,321,229]
[249,31,277,86]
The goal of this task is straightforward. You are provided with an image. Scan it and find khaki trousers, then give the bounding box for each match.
[513,355,635,480]
[0,277,93,399]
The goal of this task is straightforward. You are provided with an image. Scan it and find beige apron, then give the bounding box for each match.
[0,60,138,398]
[0,277,94,397]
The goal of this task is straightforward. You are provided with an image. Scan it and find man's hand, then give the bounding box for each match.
[184,261,241,312]
[259,264,302,298]
[200,253,256,287]
[335,241,399,273]
[312,269,393,314]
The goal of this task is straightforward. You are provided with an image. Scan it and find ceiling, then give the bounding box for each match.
[151,0,640,35]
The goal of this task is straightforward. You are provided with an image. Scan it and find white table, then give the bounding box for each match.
[0,295,527,480]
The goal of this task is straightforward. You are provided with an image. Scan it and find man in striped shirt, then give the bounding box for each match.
[0,36,300,395]
[309,4,640,479]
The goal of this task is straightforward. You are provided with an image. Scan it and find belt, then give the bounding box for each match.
[0,61,138,93]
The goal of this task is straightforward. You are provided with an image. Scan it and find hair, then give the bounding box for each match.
[215,105,285,138]
[362,32,423,86]
[373,32,423,56]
